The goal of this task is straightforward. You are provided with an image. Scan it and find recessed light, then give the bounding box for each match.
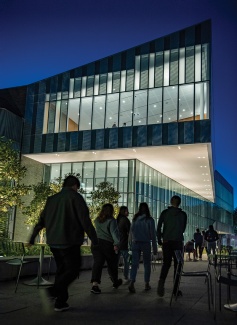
[183,109,185,112]
[122,100,125,103]
[100,107,103,109]
[154,105,156,108]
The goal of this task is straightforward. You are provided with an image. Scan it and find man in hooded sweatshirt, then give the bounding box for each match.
[157,195,187,297]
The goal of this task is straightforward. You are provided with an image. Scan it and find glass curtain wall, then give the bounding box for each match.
[45,158,231,242]
[42,43,210,134]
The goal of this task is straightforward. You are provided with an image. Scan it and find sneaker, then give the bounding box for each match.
[157,279,165,297]
[128,281,136,293]
[113,279,123,289]
[54,302,70,312]
[91,285,101,294]
[145,283,151,291]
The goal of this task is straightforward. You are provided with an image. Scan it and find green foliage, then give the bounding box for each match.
[22,173,83,242]
[0,137,30,239]
[88,181,120,222]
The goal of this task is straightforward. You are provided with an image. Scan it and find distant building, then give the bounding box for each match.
[0,20,234,242]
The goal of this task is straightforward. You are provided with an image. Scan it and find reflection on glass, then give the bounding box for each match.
[59,100,68,132]
[47,102,56,133]
[178,84,194,122]
[133,90,147,126]
[105,93,119,128]
[79,97,92,131]
[92,95,105,130]
[68,99,80,131]
[148,88,162,124]
[119,92,133,127]
[163,86,178,123]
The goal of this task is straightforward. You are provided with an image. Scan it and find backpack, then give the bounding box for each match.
[205,230,218,242]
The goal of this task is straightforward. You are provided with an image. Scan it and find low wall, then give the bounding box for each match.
[0,254,94,282]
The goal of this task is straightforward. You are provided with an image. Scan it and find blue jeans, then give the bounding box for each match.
[120,250,130,279]
[130,241,151,283]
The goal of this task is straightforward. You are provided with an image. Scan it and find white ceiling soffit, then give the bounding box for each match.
[24,143,214,202]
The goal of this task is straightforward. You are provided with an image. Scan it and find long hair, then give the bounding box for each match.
[117,206,128,223]
[97,203,114,223]
[133,202,151,222]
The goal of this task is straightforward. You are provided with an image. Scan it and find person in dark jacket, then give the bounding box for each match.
[29,175,98,312]
[205,225,219,255]
[117,206,131,284]
[194,228,203,260]
[157,195,187,297]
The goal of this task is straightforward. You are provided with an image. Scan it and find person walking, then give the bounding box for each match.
[205,225,219,255]
[128,202,157,293]
[184,239,197,261]
[117,206,131,284]
[194,228,203,260]
[29,175,98,312]
[90,203,122,294]
[157,195,187,297]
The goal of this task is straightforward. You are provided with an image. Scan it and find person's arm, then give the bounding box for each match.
[150,218,157,254]
[157,211,165,245]
[74,194,98,245]
[109,218,120,247]
[29,209,46,244]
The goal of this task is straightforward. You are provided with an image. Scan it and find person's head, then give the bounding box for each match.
[209,225,214,231]
[63,175,80,191]
[137,202,151,217]
[97,203,114,223]
[196,228,200,233]
[170,195,181,207]
[118,206,129,217]
[202,230,205,235]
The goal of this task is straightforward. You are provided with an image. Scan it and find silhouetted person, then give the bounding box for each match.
[157,195,187,297]
[185,239,197,261]
[205,225,219,255]
[117,206,131,284]
[29,175,98,312]
[194,228,203,260]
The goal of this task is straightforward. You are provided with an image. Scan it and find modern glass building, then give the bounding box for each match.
[0,20,234,242]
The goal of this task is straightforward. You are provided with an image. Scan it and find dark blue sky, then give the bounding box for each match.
[1,0,237,207]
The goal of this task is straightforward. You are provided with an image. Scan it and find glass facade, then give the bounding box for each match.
[46,159,233,242]
[42,45,210,134]
[19,20,234,238]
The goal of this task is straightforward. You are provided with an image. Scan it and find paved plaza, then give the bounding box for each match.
[0,257,237,325]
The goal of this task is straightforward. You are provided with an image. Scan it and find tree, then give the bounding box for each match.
[88,181,120,222]
[0,137,30,239]
[23,173,83,243]
[233,207,237,235]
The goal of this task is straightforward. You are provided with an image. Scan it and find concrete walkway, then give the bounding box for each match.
[0,257,237,324]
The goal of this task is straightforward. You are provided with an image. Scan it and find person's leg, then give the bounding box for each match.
[142,242,151,283]
[129,242,140,282]
[171,241,183,295]
[51,245,81,306]
[103,240,120,286]
[157,241,173,297]
[141,242,152,290]
[120,250,130,280]
[91,242,106,285]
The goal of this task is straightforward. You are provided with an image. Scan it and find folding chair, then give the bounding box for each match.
[1,240,37,293]
[213,254,237,320]
[170,250,213,310]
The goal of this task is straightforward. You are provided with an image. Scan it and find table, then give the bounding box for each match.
[24,243,53,286]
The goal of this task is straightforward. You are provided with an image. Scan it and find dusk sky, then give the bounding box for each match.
[1,0,237,207]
